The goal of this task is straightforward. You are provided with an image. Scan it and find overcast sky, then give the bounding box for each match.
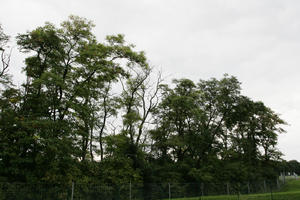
[1,0,300,161]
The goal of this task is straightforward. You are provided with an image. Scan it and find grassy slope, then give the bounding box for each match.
[173,179,300,200]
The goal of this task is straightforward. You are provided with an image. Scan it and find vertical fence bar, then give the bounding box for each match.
[227,182,230,195]
[247,182,250,194]
[237,183,240,200]
[270,181,274,200]
[130,180,132,200]
[71,181,74,200]
[168,183,171,200]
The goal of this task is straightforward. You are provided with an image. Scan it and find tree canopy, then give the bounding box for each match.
[0,16,289,189]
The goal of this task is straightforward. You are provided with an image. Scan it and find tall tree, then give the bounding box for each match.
[0,24,11,86]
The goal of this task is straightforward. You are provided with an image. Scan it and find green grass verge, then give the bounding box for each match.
[279,179,300,192]
[172,179,300,200]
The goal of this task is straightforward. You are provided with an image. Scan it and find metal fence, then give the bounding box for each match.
[0,180,286,200]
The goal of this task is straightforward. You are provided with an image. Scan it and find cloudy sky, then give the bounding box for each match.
[1,0,300,161]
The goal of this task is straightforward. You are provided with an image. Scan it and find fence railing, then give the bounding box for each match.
[0,179,287,200]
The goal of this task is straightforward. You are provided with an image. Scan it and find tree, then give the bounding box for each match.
[0,24,11,87]
[3,16,159,183]
[115,61,162,171]
[287,160,300,175]
[0,16,288,191]
[150,75,286,183]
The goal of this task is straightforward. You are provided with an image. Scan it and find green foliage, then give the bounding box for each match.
[0,16,291,195]
[151,75,286,183]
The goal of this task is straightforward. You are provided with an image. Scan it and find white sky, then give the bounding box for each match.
[1,0,299,161]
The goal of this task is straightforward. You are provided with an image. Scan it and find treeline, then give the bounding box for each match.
[283,160,300,176]
[0,16,290,187]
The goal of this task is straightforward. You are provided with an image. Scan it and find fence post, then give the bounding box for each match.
[226,182,230,195]
[71,181,74,200]
[270,181,274,200]
[264,180,267,193]
[247,182,250,194]
[168,183,171,200]
[237,183,240,200]
[130,180,132,200]
[199,183,202,200]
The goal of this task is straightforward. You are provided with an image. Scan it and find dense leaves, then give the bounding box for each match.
[0,17,291,188]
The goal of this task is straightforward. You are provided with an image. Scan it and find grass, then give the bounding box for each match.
[172,179,300,200]
[279,178,300,192]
